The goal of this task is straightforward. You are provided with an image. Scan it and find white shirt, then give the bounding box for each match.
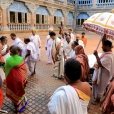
[70,49,75,58]
[30,34,41,55]
[78,40,84,48]
[45,35,50,48]
[70,33,74,41]
[63,41,72,57]
[12,37,25,57]
[25,42,38,61]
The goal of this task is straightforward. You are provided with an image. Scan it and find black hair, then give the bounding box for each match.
[10,45,21,55]
[66,34,71,38]
[49,32,56,36]
[73,41,79,46]
[82,32,85,34]
[103,40,112,48]
[64,58,81,82]
[68,29,72,31]
[0,36,7,42]
[24,38,30,42]
[64,32,67,36]
[10,33,16,36]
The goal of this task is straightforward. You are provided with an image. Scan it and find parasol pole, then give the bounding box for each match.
[96,34,104,51]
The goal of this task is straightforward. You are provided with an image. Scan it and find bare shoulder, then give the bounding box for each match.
[81,82,91,97]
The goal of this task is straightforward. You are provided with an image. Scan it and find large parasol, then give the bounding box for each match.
[83,10,114,50]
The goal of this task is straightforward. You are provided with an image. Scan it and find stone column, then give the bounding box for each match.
[25,3,39,29]
[50,15,54,28]
[47,7,56,29]
[30,12,35,29]
[2,8,9,31]
[93,0,96,8]
[64,17,66,29]
[0,0,13,31]
[62,10,69,29]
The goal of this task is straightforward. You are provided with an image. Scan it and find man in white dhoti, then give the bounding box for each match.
[30,29,41,60]
[76,34,84,48]
[48,59,91,114]
[68,29,74,41]
[63,34,72,59]
[92,39,114,104]
[45,28,53,64]
[24,38,38,76]
[10,33,25,57]
[50,32,64,79]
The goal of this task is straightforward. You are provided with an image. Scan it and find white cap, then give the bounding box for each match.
[48,27,53,31]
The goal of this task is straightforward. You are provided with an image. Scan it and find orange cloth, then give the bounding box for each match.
[75,45,90,82]
[79,37,87,47]
[0,88,4,109]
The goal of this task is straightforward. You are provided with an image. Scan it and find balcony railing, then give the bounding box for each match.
[77,2,114,9]
[7,23,30,31]
[66,25,73,29]
[77,4,93,8]
[53,25,60,29]
[96,2,114,8]
[35,24,50,29]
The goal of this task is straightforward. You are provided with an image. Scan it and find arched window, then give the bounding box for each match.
[66,12,74,25]
[35,6,49,25]
[77,12,89,26]
[7,1,30,24]
[54,9,64,25]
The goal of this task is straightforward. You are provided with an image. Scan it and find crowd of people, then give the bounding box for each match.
[0,27,114,114]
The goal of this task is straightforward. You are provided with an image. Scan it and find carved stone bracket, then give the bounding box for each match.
[47,7,56,16]
[25,3,39,13]
[0,0,13,9]
[62,10,69,17]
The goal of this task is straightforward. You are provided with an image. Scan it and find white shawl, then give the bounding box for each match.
[92,52,114,84]
[48,85,86,114]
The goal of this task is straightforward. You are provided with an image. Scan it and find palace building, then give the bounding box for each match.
[0,0,75,35]
[76,0,113,28]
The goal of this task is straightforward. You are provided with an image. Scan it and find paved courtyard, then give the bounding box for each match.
[1,32,106,114]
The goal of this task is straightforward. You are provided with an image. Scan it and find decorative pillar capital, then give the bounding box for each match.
[25,3,39,13]
[62,10,69,17]
[47,7,56,16]
[0,0,13,9]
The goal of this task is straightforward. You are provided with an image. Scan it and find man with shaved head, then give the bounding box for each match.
[76,34,84,48]
[30,29,41,73]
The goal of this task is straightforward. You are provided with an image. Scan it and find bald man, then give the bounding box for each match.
[76,34,84,48]
[30,29,41,73]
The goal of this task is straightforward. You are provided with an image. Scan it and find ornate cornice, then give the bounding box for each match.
[0,0,13,9]
[47,7,56,15]
[25,3,39,13]
[62,10,69,17]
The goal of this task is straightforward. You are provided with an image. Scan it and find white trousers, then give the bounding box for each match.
[48,55,52,63]
[26,60,36,74]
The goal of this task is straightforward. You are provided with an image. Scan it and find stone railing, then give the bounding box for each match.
[77,2,114,9]
[7,23,30,31]
[96,2,114,8]
[66,25,73,29]
[53,25,60,29]
[77,4,93,8]
[35,24,50,29]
